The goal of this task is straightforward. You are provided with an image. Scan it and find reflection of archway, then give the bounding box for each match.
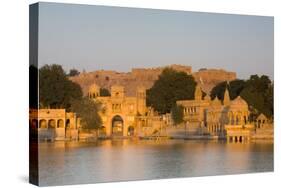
[112,115,123,136]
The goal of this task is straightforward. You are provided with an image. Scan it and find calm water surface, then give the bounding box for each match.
[38,140,273,186]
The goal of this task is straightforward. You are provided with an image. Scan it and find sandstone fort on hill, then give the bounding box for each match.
[69,64,236,96]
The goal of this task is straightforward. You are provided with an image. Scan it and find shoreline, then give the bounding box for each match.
[35,135,274,143]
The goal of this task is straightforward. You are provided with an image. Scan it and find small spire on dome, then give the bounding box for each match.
[223,84,230,106]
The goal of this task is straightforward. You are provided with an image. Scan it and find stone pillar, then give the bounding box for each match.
[106,121,111,137]
[73,113,77,129]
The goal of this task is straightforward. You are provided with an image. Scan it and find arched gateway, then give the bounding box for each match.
[112,115,124,136]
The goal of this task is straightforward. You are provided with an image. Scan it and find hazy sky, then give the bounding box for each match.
[38,2,274,79]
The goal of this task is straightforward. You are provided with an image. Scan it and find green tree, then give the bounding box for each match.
[171,104,184,125]
[240,86,265,120]
[100,88,111,96]
[240,75,273,118]
[264,83,274,119]
[210,75,273,119]
[210,79,246,100]
[39,64,83,110]
[246,75,271,92]
[68,68,80,76]
[147,68,196,114]
[71,98,102,136]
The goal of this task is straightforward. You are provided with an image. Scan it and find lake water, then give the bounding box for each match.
[38,139,273,186]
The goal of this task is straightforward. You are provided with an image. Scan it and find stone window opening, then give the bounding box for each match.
[48,119,56,129]
[57,119,64,128]
[39,119,47,128]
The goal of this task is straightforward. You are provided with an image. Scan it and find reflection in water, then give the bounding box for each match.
[38,140,273,186]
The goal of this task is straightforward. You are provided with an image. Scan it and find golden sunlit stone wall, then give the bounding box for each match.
[29,109,79,140]
[177,85,254,139]
[88,84,148,137]
[29,82,273,141]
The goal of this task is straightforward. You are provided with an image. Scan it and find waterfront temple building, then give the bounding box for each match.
[87,84,169,137]
[177,85,272,142]
[30,83,273,142]
[88,84,147,137]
